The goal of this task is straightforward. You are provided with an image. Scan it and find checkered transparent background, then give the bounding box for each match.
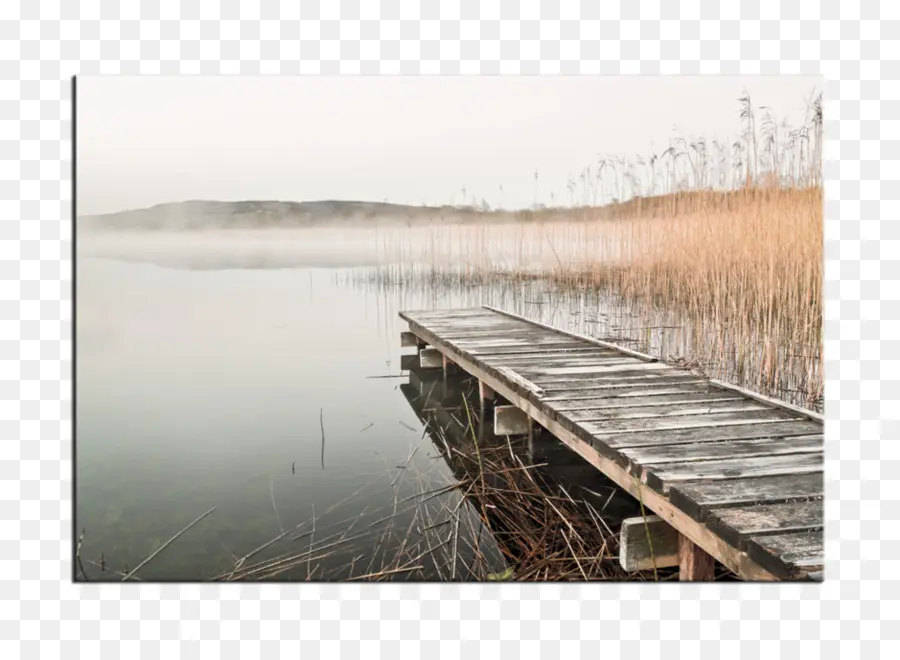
[5,0,896,655]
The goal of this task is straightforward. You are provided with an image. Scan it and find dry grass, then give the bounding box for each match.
[367,90,824,409]
[569,186,823,407]
[367,186,823,409]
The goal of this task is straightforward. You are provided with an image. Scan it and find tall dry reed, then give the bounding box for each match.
[367,91,824,409]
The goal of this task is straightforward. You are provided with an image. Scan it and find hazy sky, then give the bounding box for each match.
[77,76,821,215]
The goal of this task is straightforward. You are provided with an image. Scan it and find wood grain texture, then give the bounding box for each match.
[521,362,670,377]
[619,515,680,571]
[400,307,824,581]
[641,452,824,493]
[481,304,660,363]
[564,400,770,422]
[744,531,824,579]
[552,391,744,411]
[619,435,823,466]
[484,348,621,362]
[705,500,824,549]
[597,420,824,449]
[468,343,597,356]
[540,375,709,393]
[583,408,802,435]
[487,357,641,370]
[541,380,713,399]
[668,472,824,522]
[495,367,544,397]
[419,347,443,369]
[678,534,717,581]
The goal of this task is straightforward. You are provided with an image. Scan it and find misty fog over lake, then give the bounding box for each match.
[75,76,821,582]
[76,223,655,581]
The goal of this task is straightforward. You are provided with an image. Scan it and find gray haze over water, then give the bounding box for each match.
[75,229,652,580]
[78,76,820,216]
[75,76,821,579]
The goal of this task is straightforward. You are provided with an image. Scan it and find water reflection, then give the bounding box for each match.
[75,226,809,581]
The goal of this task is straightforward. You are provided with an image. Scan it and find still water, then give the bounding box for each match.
[75,229,650,581]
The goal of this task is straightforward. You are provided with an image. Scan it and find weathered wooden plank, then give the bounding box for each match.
[679,534,717,581]
[538,373,702,389]
[420,317,527,327]
[482,305,660,363]
[619,515,680,571]
[422,315,535,325]
[744,531,824,579]
[403,309,493,320]
[707,378,823,423]
[510,356,641,367]
[495,367,544,397]
[486,356,637,370]
[565,400,770,423]
[434,328,556,340]
[402,307,830,582]
[619,435,823,467]
[598,420,824,449]
[484,348,620,362]
[451,330,575,341]
[668,473,824,522]
[583,408,801,436]
[521,362,669,377]
[705,500,824,549]
[396,324,781,580]
[552,391,745,411]
[450,337,573,349]
[541,378,712,398]
[404,308,824,581]
[406,316,501,329]
[467,342,593,356]
[641,452,824,493]
[444,341,533,351]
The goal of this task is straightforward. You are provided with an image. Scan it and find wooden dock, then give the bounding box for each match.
[399,306,824,581]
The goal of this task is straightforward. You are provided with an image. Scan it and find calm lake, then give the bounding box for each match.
[76,228,656,581]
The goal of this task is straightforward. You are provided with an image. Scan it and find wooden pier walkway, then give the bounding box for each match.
[399,306,824,581]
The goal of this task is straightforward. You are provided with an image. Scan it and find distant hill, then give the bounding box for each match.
[78,190,817,231]
[77,199,539,231]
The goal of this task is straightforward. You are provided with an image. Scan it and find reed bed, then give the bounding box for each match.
[210,407,667,582]
[364,92,824,410]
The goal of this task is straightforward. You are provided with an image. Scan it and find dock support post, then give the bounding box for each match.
[442,353,457,377]
[419,348,443,369]
[401,330,427,352]
[494,405,531,436]
[478,380,495,412]
[678,534,716,581]
[619,516,681,572]
[526,424,554,462]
